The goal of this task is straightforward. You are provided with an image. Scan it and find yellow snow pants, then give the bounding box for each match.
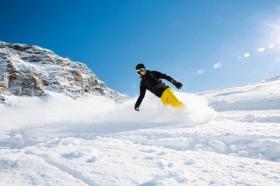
[160,88,184,110]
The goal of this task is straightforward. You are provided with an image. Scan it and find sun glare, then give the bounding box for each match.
[264,21,280,44]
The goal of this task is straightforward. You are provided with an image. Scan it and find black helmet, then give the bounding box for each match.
[135,63,145,70]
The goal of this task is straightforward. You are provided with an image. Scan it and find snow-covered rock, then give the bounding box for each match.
[0,41,126,102]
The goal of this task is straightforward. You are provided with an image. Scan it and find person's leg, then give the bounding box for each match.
[160,88,184,109]
[160,90,169,106]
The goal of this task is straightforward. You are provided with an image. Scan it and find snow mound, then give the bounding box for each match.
[202,76,280,111]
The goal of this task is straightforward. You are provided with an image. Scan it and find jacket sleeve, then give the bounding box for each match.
[152,71,177,84]
[135,84,146,108]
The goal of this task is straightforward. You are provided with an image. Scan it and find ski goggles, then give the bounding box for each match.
[136,68,146,73]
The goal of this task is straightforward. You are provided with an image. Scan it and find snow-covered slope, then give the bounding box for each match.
[0,74,280,185]
[0,41,125,101]
[202,76,280,111]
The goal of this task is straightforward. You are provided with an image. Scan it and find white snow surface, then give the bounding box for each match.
[0,77,280,186]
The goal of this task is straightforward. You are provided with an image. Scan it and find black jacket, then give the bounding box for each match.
[135,70,177,108]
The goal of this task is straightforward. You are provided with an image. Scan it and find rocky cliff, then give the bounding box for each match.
[0,41,126,102]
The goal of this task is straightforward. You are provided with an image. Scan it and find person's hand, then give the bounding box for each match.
[134,106,140,111]
[175,82,183,89]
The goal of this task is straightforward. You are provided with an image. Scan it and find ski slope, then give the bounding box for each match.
[0,77,280,186]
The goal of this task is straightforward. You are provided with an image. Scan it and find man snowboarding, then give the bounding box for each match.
[134,63,184,111]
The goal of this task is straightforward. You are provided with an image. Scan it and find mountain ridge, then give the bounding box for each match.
[0,41,126,102]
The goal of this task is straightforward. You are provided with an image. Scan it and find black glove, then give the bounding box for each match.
[174,81,183,89]
[134,105,140,111]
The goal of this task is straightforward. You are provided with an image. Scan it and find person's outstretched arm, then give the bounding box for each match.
[134,85,146,111]
[152,71,183,89]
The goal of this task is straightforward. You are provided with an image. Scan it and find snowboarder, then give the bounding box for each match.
[134,63,184,111]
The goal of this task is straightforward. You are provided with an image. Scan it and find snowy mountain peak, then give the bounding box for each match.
[0,41,126,101]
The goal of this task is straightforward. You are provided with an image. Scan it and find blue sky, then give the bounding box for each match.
[1,0,280,96]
